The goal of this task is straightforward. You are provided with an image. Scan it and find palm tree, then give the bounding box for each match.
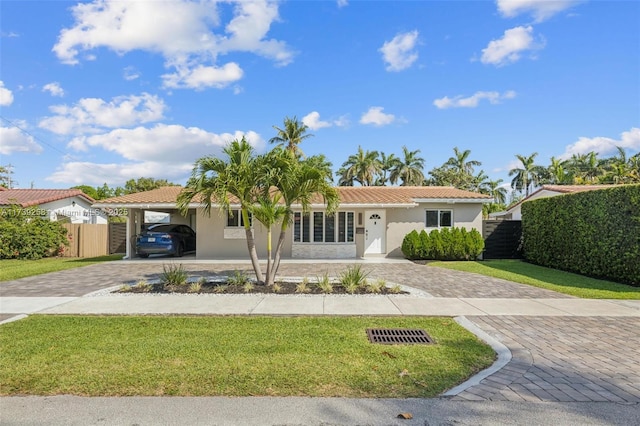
[446,147,481,176]
[480,179,507,204]
[509,152,542,196]
[263,148,339,284]
[568,151,605,184]
[389,146,425,186]
[177,137,264,282]
[545,156,571,185]
[269,116,313,158]
[338,146,382,186]
[250,192,288,286]
[376,152,401,186]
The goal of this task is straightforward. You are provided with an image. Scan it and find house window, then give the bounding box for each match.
[426,209,452,228]
[227,209,252,227]
[294,211,354,243]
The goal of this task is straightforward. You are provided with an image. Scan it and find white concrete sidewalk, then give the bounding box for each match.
[2,294,639,318]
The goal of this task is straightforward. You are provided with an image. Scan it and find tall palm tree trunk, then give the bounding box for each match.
[242,208,264,283]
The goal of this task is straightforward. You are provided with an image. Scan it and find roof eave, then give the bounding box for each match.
[412,198,491,204]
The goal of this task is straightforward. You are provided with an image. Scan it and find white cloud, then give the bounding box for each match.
[359,107,396,126]
[433,90,516,109]
[123,66,140,81]
[480,26,544,66]
[162,62,243,90]
[49,126,264,185]
[302,112,331,131]
[66,124,264,163]
[47,161,192,186]
[559,127,640,160]
[379,30,419,72]
[496,0,581,22]
[42,82,65,97]
[301,111,349,131]
[337,0,348,8]
[39,93,166,135]
[0,81,14,106]
[0,123,43,155]
[52,0,292,90]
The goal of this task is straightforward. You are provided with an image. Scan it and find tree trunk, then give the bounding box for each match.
[243,208,264,284]
[271,219,289,281]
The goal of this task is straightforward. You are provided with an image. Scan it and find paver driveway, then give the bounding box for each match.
[1,259,639,404]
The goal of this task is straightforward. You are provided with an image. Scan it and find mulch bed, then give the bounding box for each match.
[118,281,407,295]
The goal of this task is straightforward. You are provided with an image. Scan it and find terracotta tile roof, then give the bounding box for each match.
[97,186,186,205]
[334,186,490,205]
[506,184,622,212]
[0,189,95,208]
[539,184,618,194]
[96,185,490,206]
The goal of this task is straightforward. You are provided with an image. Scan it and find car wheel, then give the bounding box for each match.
[139,253,149,258]
[175,243,184,257]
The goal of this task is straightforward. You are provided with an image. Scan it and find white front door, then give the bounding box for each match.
[364,210,386,255]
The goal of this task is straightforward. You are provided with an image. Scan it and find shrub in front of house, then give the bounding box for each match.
[401,227,484,261]
[522,184,640,286]
[401,230,421,260]
[0,206,69,260]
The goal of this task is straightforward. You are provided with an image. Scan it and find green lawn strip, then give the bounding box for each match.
[0,315,495,397]
[429,260,640,299]
[0,255,123,281]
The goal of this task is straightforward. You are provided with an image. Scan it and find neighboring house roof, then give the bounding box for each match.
[94,186,491,208]
[0,189,95,208]
[505,184,620,214]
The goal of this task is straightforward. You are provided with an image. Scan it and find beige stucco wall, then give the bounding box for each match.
[195,209,293,259]
[385,202,484,257]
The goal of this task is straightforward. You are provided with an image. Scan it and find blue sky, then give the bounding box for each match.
[1,0,638,191]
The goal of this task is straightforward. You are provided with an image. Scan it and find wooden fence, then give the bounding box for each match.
[482,220,523,259]
[62,224,109,258]
[108,223,127,254]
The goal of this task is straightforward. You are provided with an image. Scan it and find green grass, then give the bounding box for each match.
[430,259,640,299]
[0,315,495,397]
[0,255,123,281]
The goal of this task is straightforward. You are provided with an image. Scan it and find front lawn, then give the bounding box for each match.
[430,260,640,299]
[0,315,495,397]
[0,255,123,281]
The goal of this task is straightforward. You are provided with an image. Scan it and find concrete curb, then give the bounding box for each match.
[441,315,512,396]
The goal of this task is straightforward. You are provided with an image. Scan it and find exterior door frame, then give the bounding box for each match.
[364,210,386,255]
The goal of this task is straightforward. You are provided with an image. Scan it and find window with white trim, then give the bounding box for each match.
[425,209,452,228]
[294,211,354,243]
[227,209,252,227]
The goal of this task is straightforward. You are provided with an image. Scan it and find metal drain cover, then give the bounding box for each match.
[366,328,434,345]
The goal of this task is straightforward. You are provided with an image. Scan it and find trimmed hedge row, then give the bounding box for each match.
[522,184,640,286]
[401,227,484,261]
[0,206,69,259]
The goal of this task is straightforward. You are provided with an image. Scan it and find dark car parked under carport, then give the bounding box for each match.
[135,224,196,258]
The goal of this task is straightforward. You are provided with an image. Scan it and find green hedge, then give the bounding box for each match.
[0,206,69,260]
[401,227,484,261]
[522,184,640,286]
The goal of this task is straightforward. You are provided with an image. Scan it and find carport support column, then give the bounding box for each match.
[125,209,140,259]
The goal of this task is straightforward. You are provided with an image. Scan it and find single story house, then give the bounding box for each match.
[93,186,491,260]
[491,185,618,221]
[0,188,107,224]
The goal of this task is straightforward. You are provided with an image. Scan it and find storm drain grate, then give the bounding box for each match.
[366,328,434,345]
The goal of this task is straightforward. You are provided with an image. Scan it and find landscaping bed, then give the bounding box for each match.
[117,263,409,295]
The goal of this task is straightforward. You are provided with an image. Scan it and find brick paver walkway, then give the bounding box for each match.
[1,259,638,404]
[0,261,573,298]
[454,316,640,403]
